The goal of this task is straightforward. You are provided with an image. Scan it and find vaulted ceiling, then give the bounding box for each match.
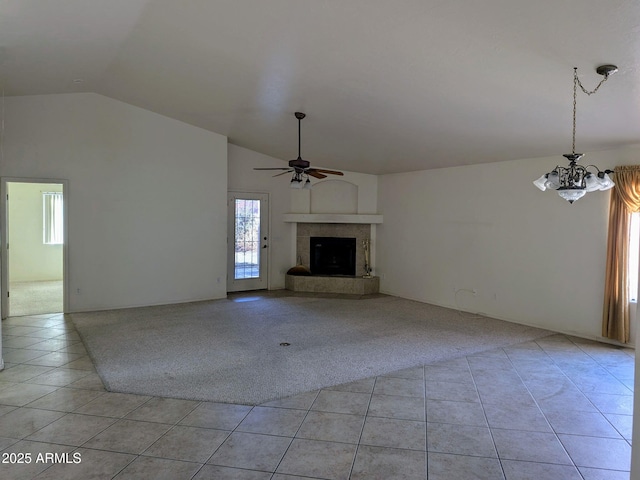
[2,0,639,174]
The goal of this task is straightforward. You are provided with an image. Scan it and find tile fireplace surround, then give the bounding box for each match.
[286,222,380,294]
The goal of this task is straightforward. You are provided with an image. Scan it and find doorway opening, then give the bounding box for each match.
[2,179,68,318]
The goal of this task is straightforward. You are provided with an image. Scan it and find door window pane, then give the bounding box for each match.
[234,199,260,279]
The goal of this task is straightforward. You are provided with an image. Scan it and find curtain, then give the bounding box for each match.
[602,166,640,343]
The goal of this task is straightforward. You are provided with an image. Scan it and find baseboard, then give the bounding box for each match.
[378,289,636,349]
[67,295,228,315]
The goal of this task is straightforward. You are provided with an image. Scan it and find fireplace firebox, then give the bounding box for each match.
[310,237,356,276]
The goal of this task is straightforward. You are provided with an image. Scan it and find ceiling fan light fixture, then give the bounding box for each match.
[290,176,304,189]
[533,65,617,203]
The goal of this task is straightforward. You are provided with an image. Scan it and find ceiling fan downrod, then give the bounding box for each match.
[295,112,305,160]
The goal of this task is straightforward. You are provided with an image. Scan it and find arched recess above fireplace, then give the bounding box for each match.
[310,180,358,214]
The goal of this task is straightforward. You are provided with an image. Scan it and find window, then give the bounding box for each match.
[43,192,63,245]
[630,212,639,302]
[234,199,260,279]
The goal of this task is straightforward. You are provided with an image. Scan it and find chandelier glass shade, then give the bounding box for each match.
[533,153,615,204]
[534,65,617,203]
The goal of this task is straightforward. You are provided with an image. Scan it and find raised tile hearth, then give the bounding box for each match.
[285,274,380,294]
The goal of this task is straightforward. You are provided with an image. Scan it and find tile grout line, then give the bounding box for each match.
[500,337,596,477]
[345,374,379,480]
[464,352,505,479]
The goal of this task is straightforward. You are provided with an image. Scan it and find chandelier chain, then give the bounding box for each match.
[572,69,577,155]
[571,68,611,155]
[575,68,611,96]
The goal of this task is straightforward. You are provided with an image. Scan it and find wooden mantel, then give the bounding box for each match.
[282,214,383,224]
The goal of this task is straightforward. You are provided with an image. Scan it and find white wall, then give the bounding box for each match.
[377,144,640,343]
[289,171,378,215]
[227,144,295,289]
[2,93,228,312]
[8,182,63,282]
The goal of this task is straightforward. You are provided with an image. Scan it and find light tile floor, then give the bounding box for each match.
[0,311,634,479]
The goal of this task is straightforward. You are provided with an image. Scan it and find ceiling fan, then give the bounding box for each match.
[254,112,343,188]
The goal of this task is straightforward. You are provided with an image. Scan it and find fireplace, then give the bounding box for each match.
[310,237,356,276]
[286,222,379,294]
[294,223,370,276]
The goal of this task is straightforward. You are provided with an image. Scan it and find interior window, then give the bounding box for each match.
[43,192,64,245]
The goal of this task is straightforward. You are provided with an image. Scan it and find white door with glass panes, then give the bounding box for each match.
[227,193,269,291]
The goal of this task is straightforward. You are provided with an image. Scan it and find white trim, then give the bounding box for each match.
[1,177,69,320]
[283,214,383,224]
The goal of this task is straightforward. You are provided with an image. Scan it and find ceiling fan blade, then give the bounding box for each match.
[308,168,344,176]
[272,170,293,177]
[254,167,292,171]
[307,171,328,179]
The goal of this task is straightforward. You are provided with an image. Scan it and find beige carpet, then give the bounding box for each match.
[71,292,553,405]
[9,280,63,317]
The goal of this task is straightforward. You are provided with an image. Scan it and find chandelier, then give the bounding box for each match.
[533,65,617,203]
